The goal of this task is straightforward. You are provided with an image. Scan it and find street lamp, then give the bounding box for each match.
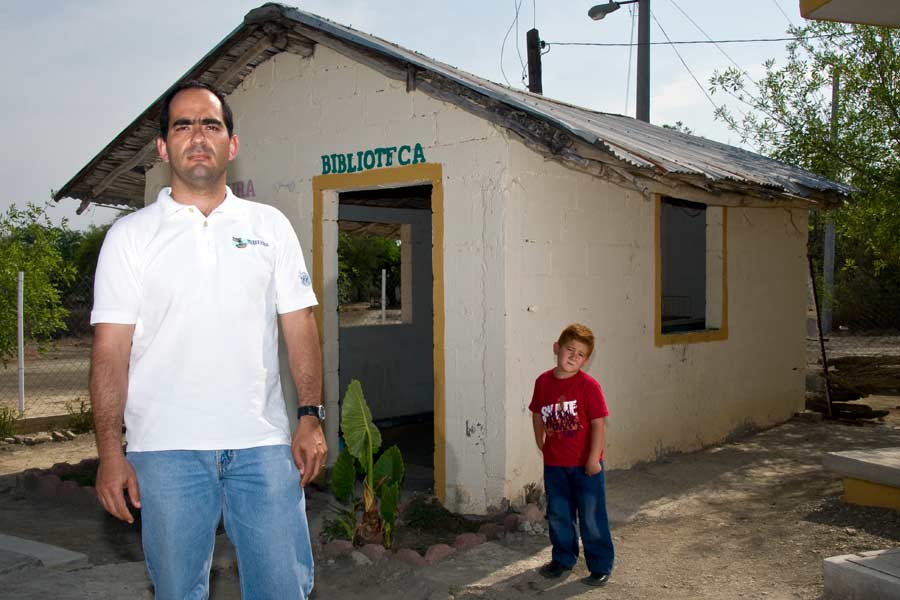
[588,0,636,20]
[588,0,650,122]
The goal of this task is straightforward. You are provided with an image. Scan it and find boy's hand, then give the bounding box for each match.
[585,460,603,476]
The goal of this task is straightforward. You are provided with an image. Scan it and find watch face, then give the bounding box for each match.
[299,405,325,421]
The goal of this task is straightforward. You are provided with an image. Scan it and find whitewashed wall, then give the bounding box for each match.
[502,138,809,502]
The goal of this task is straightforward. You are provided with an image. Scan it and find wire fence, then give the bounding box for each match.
[0,274,93,422]
[2,251,897,426]
[806,255,900,419]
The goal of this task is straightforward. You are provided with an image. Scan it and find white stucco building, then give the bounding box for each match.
[56,4,852,513]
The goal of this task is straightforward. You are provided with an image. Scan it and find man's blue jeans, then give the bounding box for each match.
[128,445,313,600]
[544,464,615,575]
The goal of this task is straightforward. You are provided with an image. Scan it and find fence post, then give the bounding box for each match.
[381,269,386,323]
[17,271,25,415]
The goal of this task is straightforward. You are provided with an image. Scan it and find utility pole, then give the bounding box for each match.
[526,28,543,94]
[589,0,650,121]
[636,0,650,122]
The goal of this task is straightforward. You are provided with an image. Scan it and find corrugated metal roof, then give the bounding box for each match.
[53,3,853,209]
[277,5,852,200]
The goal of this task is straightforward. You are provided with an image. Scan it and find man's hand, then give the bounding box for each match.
[585,460,603,477]
[95,453,141,523]
[292,416,327,487]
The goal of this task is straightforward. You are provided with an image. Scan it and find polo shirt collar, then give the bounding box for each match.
[156,186,249,218]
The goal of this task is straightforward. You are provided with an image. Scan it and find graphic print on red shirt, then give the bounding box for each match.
[529,369,609,467]
[541,397,581,435]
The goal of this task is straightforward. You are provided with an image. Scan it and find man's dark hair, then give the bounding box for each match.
[158,80,234,138]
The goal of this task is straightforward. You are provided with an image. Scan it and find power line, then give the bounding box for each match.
[624,5,637,114]
[499,0,524,86]
[771,0,796,28]
[544,32,850,47]
[513,0,527,85]
[668,0,758,88]
[649,11,726,117]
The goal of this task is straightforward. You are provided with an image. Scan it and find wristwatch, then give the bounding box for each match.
[298,405,326,421]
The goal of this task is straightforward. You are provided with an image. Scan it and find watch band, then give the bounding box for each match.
[298,405,325,421]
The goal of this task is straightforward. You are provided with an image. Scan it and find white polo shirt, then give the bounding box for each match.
[91,187,318,452]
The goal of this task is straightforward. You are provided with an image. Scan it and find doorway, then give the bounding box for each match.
[338,185,433,492]
[312,164,446,500]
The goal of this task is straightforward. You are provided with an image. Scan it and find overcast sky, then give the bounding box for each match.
[0,0,805,230]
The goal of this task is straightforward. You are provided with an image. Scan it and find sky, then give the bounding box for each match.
[0,0,806,230]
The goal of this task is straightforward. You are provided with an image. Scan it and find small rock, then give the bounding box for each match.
[22,436,37,446]
[845,527,858,537]
[322,540,354,558]
[33,432,53,444]
[794,410,824,423]
[424,543,455,564]
[393,548,427,566]
[13,435,27,444]
[51,431,67,442]
[478,523,506,541]
[522,503,544,524]
[350,551,372,566]
[63,430,77,440]
[532,522,545,535]
[359,543,388,562]
[2,437,14,444]
[486,497,510,517]
[503,514,520,532]
[452,533,486,552]
[519,521,534,534]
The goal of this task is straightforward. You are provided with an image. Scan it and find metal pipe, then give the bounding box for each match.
[17,271,25,415]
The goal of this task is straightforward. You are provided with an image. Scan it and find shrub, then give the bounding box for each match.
[66,398,93,433]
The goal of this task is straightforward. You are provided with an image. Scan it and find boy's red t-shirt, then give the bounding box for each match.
[529,369,609,467]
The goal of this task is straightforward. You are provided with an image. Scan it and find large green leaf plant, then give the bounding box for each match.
[330,380,404,547]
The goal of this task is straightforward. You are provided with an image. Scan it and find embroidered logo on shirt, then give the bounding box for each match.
[541,397,581,435]
[299,271,311,287]
[232,237,269,249]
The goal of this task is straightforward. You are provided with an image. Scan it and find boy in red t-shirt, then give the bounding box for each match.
[529,323,614,587]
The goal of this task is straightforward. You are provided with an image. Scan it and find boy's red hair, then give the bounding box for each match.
[557,323,595,356]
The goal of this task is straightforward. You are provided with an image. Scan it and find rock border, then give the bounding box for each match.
[316,501,548,570]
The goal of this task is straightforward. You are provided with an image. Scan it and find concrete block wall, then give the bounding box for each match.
[502,138,809,500]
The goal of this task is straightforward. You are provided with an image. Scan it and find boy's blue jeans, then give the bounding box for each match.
[544,464,615,575]
[128,445,314,600]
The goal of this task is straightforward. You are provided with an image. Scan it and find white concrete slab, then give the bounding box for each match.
[0,533,88,570]
[823,448,900,487]
[824,548,900,600]
[0,548,40,575]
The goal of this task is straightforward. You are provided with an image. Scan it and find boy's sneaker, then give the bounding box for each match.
[581,572,610,587]
[538,559,572,579]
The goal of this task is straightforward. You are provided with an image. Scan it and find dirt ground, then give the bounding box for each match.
[3,397,900,599]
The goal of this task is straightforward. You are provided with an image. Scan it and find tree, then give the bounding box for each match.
[710,22,900,327]
[0,204,76,363]
[337,232,401,306]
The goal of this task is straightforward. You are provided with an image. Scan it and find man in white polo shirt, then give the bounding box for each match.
[89,81,326,599]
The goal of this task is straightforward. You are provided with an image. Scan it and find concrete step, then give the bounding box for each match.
[823,448,900,510]
[824,548,900,600]
[0,534,88,570]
